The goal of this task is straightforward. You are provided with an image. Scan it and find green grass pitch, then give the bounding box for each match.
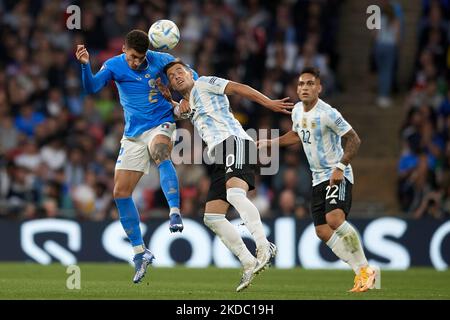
[0,263,449,300]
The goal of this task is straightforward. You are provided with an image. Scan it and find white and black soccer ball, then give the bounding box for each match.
[148,19,180,50]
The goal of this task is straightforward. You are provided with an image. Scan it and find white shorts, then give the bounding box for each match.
[115,122,176,174]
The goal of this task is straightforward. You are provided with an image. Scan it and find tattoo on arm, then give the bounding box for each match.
[340,129,361,166]
[151,143,170,163]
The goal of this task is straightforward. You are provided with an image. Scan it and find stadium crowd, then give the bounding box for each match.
[397,0,450,219]
[1,0,341,221]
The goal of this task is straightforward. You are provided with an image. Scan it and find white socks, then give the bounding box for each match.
[334,221,369,274]
[204,213,256,270]
[133,244,146,254]
[226,188,269,250]
[326,231,355,272]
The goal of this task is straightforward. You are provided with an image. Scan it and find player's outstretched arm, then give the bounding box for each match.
[76,45,112,94]
[224,81,293,114]
[257,130,300,149]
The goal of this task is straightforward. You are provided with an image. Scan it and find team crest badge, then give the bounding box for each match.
[302,118,307,128]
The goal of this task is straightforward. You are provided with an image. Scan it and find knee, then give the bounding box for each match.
[151,142,170,164]
[326,215,345,231]
[113,184,131,199]
[226,188,246,205]
[327,220,342,231]
[315,227,329,242]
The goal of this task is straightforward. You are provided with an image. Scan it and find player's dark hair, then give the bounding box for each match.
[125,30,149,54]
[163,59,189,75]
[300,67,320,80]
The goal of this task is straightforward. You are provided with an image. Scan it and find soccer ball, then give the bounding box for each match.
[148,19,180,50]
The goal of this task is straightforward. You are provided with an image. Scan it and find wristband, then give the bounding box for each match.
[335,162,346,171]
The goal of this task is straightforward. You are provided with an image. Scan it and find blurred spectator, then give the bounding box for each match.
[295,40,335,96]
[103,0,133,39]
[14,139,42,171]
[398,1,449,217]
[65,147,86,188]
[412,184,450,219]
[0,116,20,153]
[40,137,67,171]
[14,103,46,137]
[4,164,39,219]
[0,0,344,221]
[277,189,296,216]
[373,1,401,108]
[275,189,308,219]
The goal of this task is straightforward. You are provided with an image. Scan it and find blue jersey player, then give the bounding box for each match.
[75,30,186,284]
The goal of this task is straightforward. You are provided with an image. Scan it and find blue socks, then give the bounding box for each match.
[158,159,180,211]
[115,197,144,247]
[114,160,179,253]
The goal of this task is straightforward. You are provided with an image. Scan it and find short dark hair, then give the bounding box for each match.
[300,67,320,80]
[125,30,149,54]
[163,59,189,75]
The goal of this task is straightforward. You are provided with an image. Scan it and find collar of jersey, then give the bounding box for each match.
[303,98,320,113]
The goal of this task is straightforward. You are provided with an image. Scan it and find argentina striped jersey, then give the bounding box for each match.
[188,76,253,159]
[291,99,354,186]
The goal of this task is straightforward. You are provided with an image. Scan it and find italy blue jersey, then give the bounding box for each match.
[81,50,176,137]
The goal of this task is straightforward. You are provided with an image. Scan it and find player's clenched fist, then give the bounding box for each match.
[178,99,191,115]
[174,99,192,119]
[75,45,90,64]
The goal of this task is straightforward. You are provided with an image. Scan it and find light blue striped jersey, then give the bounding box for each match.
[291,99,354,186]
[187,76,253,158]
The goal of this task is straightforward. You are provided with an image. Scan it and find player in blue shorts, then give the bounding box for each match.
[75,30,191,283]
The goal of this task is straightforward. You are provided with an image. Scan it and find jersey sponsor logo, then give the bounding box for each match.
[311,121,317,129]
